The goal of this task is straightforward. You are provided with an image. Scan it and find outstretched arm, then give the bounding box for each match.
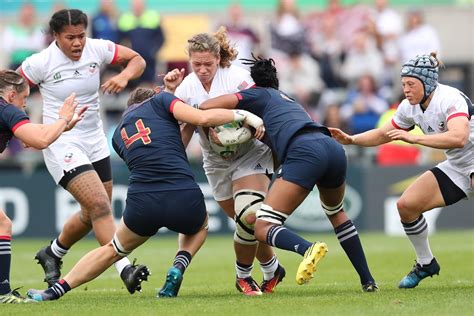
[329,121,394,147]
[199,94,239,110]
[14,94,87,149]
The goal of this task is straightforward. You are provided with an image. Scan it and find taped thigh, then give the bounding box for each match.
[233,190,265,245]
[111,233,132,257]
[321,199,344,216]
[255,203,288,225]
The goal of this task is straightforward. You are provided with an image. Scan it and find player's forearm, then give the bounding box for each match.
[121,55,146,81]
[412,132,467,149]
[19,120,67,149]
[352,129,391,147]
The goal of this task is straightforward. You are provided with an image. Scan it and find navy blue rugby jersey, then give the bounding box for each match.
[112,91,199,192]
[0,97,29,153]
[235,87,330,162]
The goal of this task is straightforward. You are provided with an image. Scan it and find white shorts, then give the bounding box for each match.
[437,159,474,198]
[204,142,273,201]
[43,132,110,184]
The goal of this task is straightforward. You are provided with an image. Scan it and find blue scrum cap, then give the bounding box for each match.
[401,54,439,102]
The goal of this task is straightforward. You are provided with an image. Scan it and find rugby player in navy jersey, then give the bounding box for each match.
[199,56,378,292]
[0,70,85,303]
[27,87,265,301]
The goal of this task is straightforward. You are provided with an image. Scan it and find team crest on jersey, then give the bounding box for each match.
[89,63,98,74]
[64,152,74,164]
[237,81,248,90]
[438,121,445,130]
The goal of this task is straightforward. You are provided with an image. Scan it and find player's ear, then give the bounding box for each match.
[6,89,16,104]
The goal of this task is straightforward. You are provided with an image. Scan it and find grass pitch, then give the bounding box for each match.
[3,230,474,315]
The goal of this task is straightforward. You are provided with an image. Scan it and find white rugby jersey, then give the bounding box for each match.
[175,65,257,162]
[392,83,474,169]
[20,38,117,136]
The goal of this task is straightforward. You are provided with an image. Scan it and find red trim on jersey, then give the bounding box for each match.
[235,92,243,100]
[110,44,119,65]
[0,235,12,240]
[391,118,411,131]
[169,99,180,113]
[249,84,256,88]
[19,67,36,86]
[12,119,30,132]
[447,112,469,121]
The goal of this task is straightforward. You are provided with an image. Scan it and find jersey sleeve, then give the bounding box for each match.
[235,88,262,111]
[20,51,45,85]
[442,92,470,122]
[2,105,30,132]
[89,38,118,65]
[391,100,415,131]
[155,92,182,113]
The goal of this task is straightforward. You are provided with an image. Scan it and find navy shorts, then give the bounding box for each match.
[123,188,207,237]
[278,132,347,190]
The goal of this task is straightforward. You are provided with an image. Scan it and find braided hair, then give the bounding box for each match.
[241,54,279,90]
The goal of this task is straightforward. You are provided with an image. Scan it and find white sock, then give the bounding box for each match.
[260,255,279,281]
[114,257,131,275]
[236,262,253,279]
[50,239,68,259]
[402,215,434,265]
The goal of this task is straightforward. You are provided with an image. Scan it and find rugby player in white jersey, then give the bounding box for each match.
[164,27,285,295]
[19,9,149,294]
[329,53,473,289]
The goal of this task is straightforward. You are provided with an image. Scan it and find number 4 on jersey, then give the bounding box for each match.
[121,119,151,149]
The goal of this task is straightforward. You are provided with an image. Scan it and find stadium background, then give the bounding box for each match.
[0,0,473,238]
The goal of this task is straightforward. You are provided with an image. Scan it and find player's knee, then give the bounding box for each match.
[255,204,288,241]
[0,211,12,234]
[88,197,112,221]
[321,199,344,217]
[233,190,265,245]
[111,233,132,257]
[396,197,417,216]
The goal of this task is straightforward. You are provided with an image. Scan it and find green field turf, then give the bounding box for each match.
[3,230,473,315]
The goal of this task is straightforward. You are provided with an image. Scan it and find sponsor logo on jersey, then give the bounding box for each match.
[73,70,81,77]
[53,72,62,81]
[427,126,435,133]
[254,162,263,170]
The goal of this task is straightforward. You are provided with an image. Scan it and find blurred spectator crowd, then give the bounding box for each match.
[0,0,451,169]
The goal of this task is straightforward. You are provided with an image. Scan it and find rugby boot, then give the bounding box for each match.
[296,242,328,285]
[0,288,37,303]
[157,267,183,298]
[120,259,150,294]
[260,264,286,293]
[362,281,379,292]
[398,258,440,289]
[235,276,262,296]
[34,246,62,287]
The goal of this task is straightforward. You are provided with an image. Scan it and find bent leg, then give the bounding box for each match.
[318,183,376,288]
[0,210,12,295]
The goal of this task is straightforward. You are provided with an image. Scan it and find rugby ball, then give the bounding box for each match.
[209,121,252,160]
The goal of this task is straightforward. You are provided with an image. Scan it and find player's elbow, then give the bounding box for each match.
[30,140,49,150]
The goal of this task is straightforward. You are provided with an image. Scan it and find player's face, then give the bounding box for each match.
[401,77,424,105]
[54,24,87,61]
[10,87,30,111]
[189,51,220,85]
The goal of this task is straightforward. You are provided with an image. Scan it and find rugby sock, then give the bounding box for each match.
[0,236,12,295]
[402,215,433,265]
[236,262,253,279]
[173,251,192,274]
[114,257,131,275]
[266,225,312,256]
[335,220,374,284]
[260,255,279,281]
[48,238,69,259]
[45,279,71,300]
